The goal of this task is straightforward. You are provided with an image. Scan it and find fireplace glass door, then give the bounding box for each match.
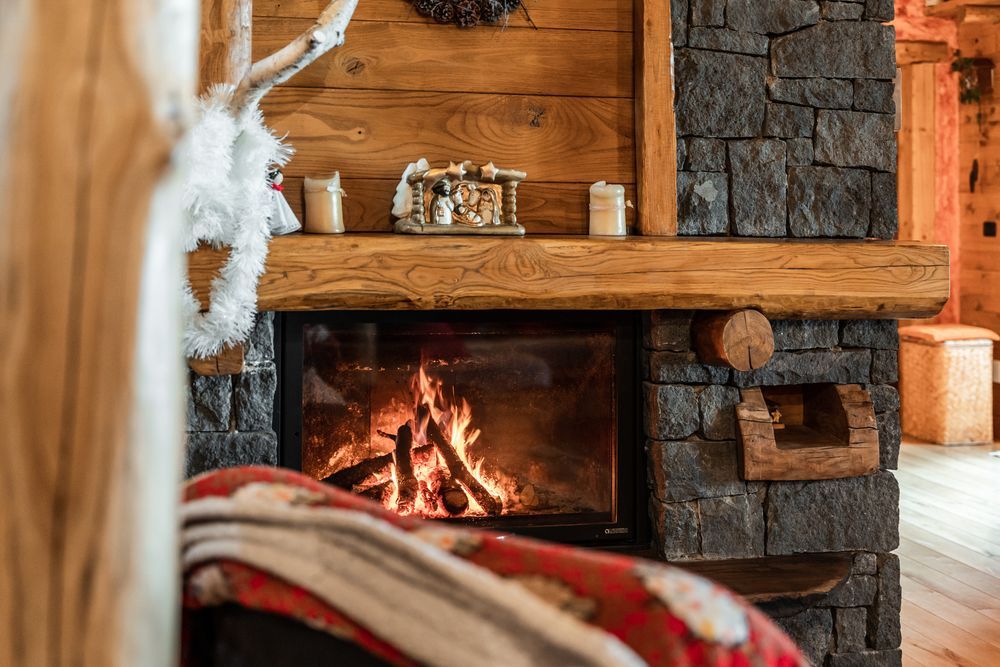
[281,312,640,544]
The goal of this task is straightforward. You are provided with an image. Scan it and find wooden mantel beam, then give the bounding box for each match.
[188,235,950,319]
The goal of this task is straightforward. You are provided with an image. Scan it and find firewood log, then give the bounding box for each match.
[394,422,418,509]
[324,442,433,488]
[418,403,502,516]
[438,478,470,516]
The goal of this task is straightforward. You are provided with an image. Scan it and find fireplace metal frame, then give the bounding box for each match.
[277,310,647,549]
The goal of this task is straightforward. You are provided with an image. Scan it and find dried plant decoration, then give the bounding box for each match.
[409,0,533,29]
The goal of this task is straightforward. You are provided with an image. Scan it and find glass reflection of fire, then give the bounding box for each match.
[361,361,514,518]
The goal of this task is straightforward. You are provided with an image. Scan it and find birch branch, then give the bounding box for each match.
[232,0,359,113]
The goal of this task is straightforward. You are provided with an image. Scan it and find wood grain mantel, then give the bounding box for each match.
[188,235,950,318]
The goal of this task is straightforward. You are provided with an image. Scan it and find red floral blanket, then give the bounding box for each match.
[182,467,804,667]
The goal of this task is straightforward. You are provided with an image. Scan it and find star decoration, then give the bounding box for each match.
[446,161,467,181]
[480,161,499,181]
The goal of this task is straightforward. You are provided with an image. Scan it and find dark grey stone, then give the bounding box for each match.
[824,574,878,606]
[685,138,727,172]
[644,311,693,351]
[771,320,840,350]
[235,362,277,432]
[868,385,900,414]
[647,439,745,502]
[732,349,871,387]
[648,351,731,384]
[853,551,879,575]
[691,0,726,26]
[841,320,899,350]
[774,609,833,667]
[788,167,871,238]
[766,472,900,554]
[678,172,729,235]
[815,110,897,172]
[768,77,853,109]
[689,27,769,56]
[187,373,232,432]
[185,431,279,478]
[729,139,787,237]
[726,0,820,34]
[871,349,899,384]
[676,50,767,138]
[865,0,894,21]
[877,411,901,470]
[771,22,896,79]
[870,172,899,239]
[245,312,275,363]
[765,103,814,138]
[835,607,869,654]
[677,137,687,172]
[645,383,701,439]
[700,385,741,440]
[828,650,902,667]
[822,1,864,20]
[672,0,689,46]
[700,494,766,558]
[869,554,902,649]
[854,79,895,114]
[650,499,700,560]
[786,138,814,166]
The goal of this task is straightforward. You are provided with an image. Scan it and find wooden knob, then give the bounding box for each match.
[693,310,774,371]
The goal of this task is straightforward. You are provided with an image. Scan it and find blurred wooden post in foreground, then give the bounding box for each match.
[0,0,197,665]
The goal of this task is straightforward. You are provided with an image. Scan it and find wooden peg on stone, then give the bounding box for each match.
[188,344,246,376]
[693,309,774,372]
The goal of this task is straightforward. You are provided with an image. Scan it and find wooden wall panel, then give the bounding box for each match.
[262,87,635,182]
[252,0,657,234]
[898,62,938,244]
[254,0,635,32]
[253,18,633,98]
[957,21,1000,419]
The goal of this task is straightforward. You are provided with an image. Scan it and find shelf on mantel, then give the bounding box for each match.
[187,234,950,318]
[925,0,1000,20]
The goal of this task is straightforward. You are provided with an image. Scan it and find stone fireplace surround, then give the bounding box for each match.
[185,2,904,665]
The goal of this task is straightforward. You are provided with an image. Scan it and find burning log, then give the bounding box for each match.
[439,478,470,516]
[358,480,391,502]
[419,403,502,516]
[394,422,418,510]
[324,442,433,488]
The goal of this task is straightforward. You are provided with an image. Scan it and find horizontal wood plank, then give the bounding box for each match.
[262,87,635,183]
[281,177,637,234]
[187,235,950,316]
[253,0,635,32]
[254,18,633,98]
[675,553,853,604]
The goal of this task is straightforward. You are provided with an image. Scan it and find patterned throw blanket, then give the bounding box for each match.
[181,467,805,666]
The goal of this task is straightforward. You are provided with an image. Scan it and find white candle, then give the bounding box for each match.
[304,172,345,234]
[589,181,627,237]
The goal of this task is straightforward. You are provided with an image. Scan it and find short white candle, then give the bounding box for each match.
[304,172,345,234]
[589,181,627,237]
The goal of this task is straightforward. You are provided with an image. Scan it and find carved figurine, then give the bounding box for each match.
[393,160,526,236]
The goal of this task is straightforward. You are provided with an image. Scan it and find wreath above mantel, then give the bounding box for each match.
[410,0,526,28]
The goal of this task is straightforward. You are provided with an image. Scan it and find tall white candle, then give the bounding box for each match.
[304,172,345,234]
[589,181,627,237]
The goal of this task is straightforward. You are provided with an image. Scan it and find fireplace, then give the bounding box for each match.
[279,312,645,545]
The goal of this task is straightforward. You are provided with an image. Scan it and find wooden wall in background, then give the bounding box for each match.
[252,0,639,234]
[957,21,1000,431]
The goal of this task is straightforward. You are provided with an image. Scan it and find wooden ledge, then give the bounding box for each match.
[675,553,853,604]
[187,234,949,318]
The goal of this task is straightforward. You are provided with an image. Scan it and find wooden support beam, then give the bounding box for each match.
[675,553,854,604]
[634,0,678,236]
[0,0,196,664]
[188,235,950,318]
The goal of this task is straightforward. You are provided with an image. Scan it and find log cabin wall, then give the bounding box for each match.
[956,21,1000,435]
[185,2,905,663]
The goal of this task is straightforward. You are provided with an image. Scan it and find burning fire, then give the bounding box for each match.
[362,359,515,518]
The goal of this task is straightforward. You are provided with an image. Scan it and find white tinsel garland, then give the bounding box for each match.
[180,86,292,359]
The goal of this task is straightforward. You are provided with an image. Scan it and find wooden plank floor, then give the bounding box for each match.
[898,441,1000,666]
